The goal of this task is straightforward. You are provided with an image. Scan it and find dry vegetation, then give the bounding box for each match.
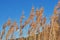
[0,1,60,40]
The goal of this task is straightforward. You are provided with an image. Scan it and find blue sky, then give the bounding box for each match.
[0,0,58,38]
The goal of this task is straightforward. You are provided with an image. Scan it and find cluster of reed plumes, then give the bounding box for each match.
[0,1,60,40]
